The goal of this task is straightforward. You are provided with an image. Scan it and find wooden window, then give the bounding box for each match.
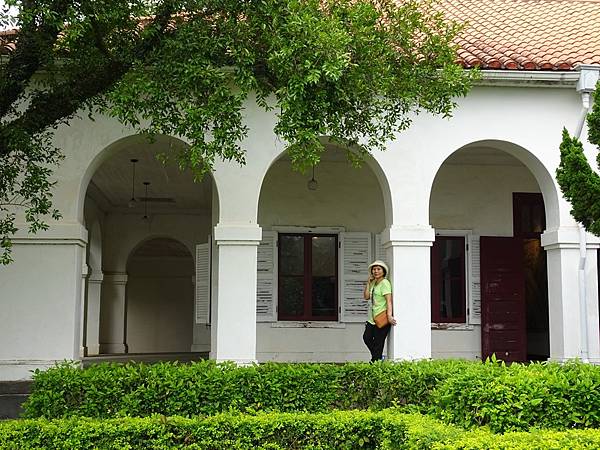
[513,193,545,238]
[278,233,338,321]
[431,236,466,323]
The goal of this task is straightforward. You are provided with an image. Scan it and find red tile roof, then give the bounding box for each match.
[2,1,600,70]
[437,0,600,70]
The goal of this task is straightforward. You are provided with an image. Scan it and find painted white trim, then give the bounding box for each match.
[476,70,580,88]
[270,321,347,329]
[271,225,345,234]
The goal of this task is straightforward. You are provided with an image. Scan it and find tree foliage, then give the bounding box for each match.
[0,0,474,264]
[557,84,600,235]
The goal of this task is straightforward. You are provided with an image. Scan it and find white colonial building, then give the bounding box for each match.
[1,0,600,380]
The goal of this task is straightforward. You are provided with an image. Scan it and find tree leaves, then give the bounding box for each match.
[557,84,600,236]
[1,0,473,263]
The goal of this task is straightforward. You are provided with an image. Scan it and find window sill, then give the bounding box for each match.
[431,323,475,331]
[270,321,347,329]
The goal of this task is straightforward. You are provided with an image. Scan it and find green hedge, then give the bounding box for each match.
[399,414,600,450]
[23,360,469,419]
[4,412,600,450]
[22,359,600,433]
[431,361,600,432]
[0,410,406,449]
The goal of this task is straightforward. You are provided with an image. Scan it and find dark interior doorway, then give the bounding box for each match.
[513,193,549,361]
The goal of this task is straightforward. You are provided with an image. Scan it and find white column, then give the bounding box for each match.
[585,237,600,363]
[212,224,261,364]
[383,225,435,360]
[85,270,104,356]
[99,272,128,354]
[542,228,582,361]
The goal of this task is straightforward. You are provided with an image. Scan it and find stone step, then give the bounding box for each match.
[0,381,32,420]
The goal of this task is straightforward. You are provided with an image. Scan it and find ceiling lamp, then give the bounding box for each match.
[307,165,318,191]
[128,158,138,208]
[142,181,150,220]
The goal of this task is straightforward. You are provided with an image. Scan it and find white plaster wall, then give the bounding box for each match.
[430,160,541,359]
[126,257,194,353]
[1,80,594,376]
[99,212,212,352]
[256,156,386,361]
[0,242,84,379]
[258,158,385,232]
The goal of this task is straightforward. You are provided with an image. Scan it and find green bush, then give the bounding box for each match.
[398,413,600,449]
[431,361,600,432]
[23,359,470,419]
[0,410,406,449]
[4,411,600,450]
[23,359,600,433]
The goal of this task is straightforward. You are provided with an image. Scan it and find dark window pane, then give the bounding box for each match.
[280,276,304,316]
[280,235,304,275]
[312,277,336,316]
[312,236,336,276]
[433,236,465,322]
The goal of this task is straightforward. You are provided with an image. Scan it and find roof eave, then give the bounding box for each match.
[475,69,582,88]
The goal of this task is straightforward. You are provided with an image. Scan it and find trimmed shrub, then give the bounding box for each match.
[431,360,600,432]
[4,412,600,450]
[23,359,600,433]
[23,359,470,419]
[435,429,600,449]
[0,410,407,449]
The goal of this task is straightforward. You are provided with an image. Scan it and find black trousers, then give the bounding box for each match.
[363,321,391,362]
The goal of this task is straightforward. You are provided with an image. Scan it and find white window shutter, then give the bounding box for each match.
[257,230,277,322]
[340,232,372,322]
[374,233,387,264]
[195,240,211,324]
[468,234,481,324]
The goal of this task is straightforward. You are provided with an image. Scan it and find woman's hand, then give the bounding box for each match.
[387,314,397,326]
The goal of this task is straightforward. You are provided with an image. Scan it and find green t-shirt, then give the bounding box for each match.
[367,278,392,325]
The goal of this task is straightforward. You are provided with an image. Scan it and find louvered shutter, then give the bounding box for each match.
[195,241,211,324]
[468,234,481,324]
[257,231,277,322]
[340,232,372,322]
[374,233,387,265]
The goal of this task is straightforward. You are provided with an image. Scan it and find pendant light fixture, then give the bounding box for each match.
[142,181,150,220]
[128,159,138,208]
[307,165,318,191]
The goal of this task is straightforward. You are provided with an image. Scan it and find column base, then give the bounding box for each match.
[99,343,128,354]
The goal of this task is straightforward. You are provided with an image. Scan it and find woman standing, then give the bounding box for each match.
[362,260,396,362]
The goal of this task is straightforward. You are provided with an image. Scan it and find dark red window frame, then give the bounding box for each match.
[277,233,338,321]
[431,235,467,323]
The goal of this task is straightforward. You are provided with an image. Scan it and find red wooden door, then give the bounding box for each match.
[481,237,526,362]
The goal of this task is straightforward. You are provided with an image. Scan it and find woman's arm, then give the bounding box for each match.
[385,293,397,326]
[363,279,371,300]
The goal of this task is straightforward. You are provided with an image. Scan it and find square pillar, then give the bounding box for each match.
[383,226,435,360]
[542,228,583,361]
[212,224,261,364]
[85,271,104,356]
[99,272,128,354]
[585,237,600,363]
[0,223,86,380]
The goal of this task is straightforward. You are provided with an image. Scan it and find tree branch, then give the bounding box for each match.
[0,0,72,117]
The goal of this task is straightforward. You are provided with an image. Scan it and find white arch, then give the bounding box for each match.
[76,133,221,225]
[254,137,394,227]
[427,139,561,231]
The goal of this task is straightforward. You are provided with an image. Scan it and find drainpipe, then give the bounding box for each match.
[574,65,600,362]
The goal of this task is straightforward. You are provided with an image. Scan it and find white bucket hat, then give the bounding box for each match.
[368,260,389,277]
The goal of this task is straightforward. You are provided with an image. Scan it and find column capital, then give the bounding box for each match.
[381,225,435,248]
[214,223,262,246]
[102,272,128,285]
[541,227,581,250]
